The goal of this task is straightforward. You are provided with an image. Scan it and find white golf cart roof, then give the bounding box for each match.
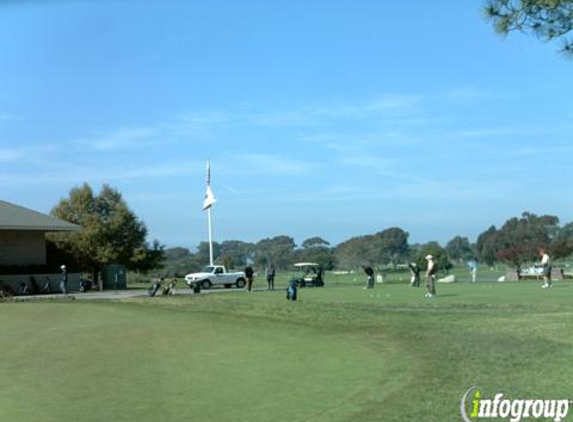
[293,262,320,267]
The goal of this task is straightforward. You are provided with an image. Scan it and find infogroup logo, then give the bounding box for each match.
[461,387,571,422]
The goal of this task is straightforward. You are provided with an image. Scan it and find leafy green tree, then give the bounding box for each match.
[334,235,379,270]
[551,221,573,258]
[496,212,559,265]
[334,228,409,270]
[476,212,560,268]
[295,237,335,270]
[416,242,452,275]
[496,244,532,267]
[151,247,204,278]
[483,0,573,56]
[220,240,254,269]
[49,184,164,281]
[445,236,475,264]
[195,241,221,266]
[165,247,192,261]
[408,243,424,262]
[377,227,410,268]
[254,235,296,269]
[301,236,331,249]
[476,225,501,267]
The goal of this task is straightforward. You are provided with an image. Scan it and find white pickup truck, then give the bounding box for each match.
[185,265,246,290]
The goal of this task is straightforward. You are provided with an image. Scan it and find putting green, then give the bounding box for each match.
[0,299,410,422]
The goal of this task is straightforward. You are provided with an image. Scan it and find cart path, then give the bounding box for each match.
[10,286,275,301]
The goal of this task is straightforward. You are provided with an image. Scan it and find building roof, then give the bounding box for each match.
[0,200,80,231]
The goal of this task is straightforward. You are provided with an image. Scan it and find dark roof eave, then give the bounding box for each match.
[0,200,81,232]
[0,225,81,232]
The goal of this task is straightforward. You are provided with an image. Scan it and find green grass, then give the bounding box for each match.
[1,281,573,421]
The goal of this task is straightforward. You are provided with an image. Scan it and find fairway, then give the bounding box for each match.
[2,282,573,422]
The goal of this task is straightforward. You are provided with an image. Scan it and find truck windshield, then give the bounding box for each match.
[201,266,215,273]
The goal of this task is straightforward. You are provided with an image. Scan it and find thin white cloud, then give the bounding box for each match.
[0,161,197,186]
[337,154,432,184]
[55,95,425,156]
[74,126,157,151]
[102,163,194,180]
[359,95,423,112]
[317,131,421,151]
[446,87,493,101]
[179,111,230,124]
[247,110,316,127]
[267,177,512,205]
[509,145,573,156]
[0,148,24,162]
[0,144,60,163]
[337,154,394,170]
[244,95,423,128]
[445,128,528,139]
[126,191,191,203]
[229,153,315,175]
[0,112,20,121]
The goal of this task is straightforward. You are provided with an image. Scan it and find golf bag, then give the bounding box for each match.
[29,276,40,294]
[148,281,161,297]
[79,279,92,292]
[42,277,51,294]
[18,282,29,295]
[286,282,297,301]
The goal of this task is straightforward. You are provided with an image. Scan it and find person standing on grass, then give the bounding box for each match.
[363,266,374,289]
[408,262,420,287]
[424,255,437,298]
[59,265,68,295]
[245,265,254,292]
[265,264,276,291]
[168,278,177,296]
[468,261,477,283]
[540,248,552,289]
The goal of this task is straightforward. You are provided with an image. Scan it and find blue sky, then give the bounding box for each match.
[1,0,572,249]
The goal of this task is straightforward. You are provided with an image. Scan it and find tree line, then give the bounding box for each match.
[158,229,456,277]
[159,212,573,277]
[45,184,573,279]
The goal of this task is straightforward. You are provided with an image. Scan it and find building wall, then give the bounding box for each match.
[0,230,46,265]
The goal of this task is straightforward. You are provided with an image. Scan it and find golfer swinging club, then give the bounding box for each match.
[424,255,437,298]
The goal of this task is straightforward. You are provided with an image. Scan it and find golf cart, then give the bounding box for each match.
[290,262,325,288]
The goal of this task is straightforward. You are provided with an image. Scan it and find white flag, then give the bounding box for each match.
[203,185,216,210]
[202,161,217,210]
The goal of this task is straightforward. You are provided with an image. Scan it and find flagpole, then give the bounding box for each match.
[207,206,214,266]
[203,160,216,266]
